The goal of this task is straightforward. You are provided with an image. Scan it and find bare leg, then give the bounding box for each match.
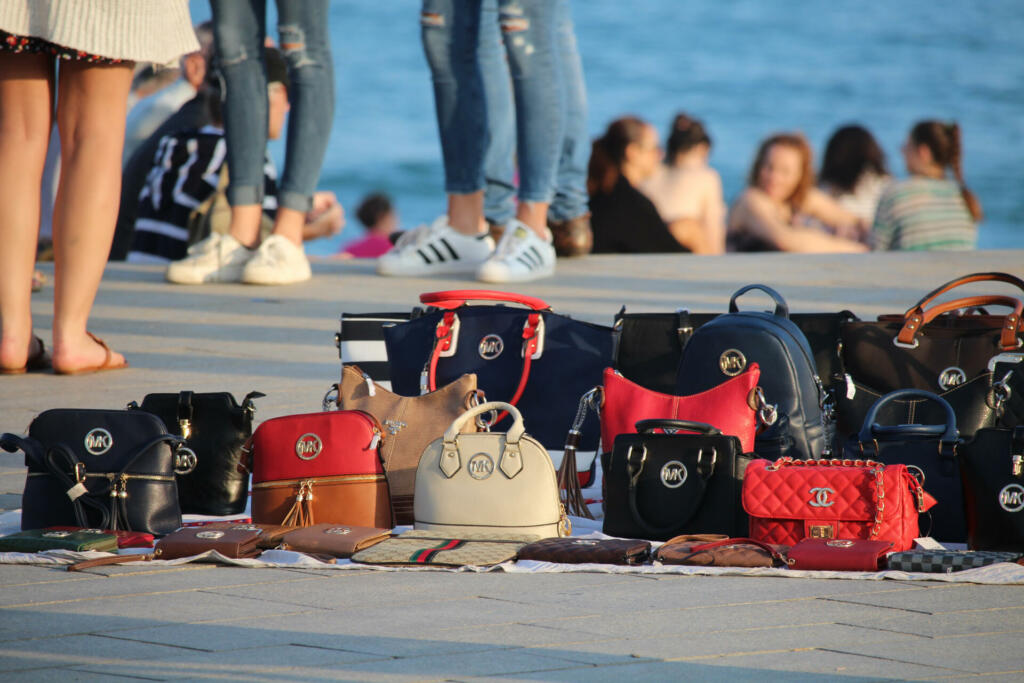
[516,201,551,237]
[50,59,133,373]
[227,204,264,248]
[0,53,53,371]
[271,207,306,246]
[448,191,487,235]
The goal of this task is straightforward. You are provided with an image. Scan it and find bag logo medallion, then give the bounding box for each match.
[809,487,836,508]
[384,419,406,435]
[84,428,113,455]
[42,531,71,538]
[478,334,504,360]
[660,460,688,488]
[196,530,225,539]
[826,539,854,548]
[572,540,598,546]
[234,524,260,531]
[326,527,352,535]
[719,349,747,377]
[938,366,967,391]
[468,453,495,480]
[998,483,1024,512]
[295,433,323,460]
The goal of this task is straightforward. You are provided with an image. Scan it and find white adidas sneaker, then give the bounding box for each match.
[166,233,253,284]
[476,220,556,283]
[242,234,313,285]
[377,216,494,277]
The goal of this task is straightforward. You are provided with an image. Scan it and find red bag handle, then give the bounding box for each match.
[420,289,551,311]
[896,273,1024,350]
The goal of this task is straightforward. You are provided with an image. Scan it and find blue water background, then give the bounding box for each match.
[188,0,1024,254]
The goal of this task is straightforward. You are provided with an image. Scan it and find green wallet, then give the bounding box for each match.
[0,528,119,553]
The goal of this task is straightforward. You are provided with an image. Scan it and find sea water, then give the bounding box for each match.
[188,0,1023,254]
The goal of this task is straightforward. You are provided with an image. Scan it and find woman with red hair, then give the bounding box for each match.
[727,133,868,253]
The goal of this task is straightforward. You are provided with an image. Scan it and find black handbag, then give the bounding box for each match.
[843,389,965,543]
[614,307,856,395]
[601,420,751,541]
[129,390,263,516]
[383,290,614,450]
[958,426,1024,551]
[1,409,196,535]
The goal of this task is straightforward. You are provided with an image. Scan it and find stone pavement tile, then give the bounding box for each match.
[837,605,1024,638]
[829,632,1024,675]
[3,667,164,682]
[133,643,392,680]
[0,633,202,674]
[321,648,604,680]
[818,585,1024,614]
[467,660,882,683]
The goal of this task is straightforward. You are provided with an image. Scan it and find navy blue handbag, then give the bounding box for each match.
[383,290,614,451]
[844,389,965,543]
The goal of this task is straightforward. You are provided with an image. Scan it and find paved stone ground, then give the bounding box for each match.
[2,251,1023,681]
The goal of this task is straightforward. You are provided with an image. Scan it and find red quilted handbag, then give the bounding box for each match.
[741,458,936,552]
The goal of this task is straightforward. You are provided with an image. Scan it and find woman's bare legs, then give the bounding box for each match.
[0,53,53,371]
[50,59,133,373]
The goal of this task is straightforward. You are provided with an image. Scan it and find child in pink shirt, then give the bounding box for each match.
[339,193,396,258]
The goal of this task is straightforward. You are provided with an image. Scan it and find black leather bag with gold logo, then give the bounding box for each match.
[1,409,195,535]
[130,390,263,516]
[601,420,751,541]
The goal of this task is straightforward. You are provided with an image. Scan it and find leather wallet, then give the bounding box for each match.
[196,522,296,550]
[154,526,263,560]
[656,536,787,567]
[0,528,119,553]
[47,526,155,549]
[280,523,391,558]
[516,537,651,565]
[786,538,893,571]
[887,549,1023,573]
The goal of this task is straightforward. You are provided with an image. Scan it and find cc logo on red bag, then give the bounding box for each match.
[808,487,835,508]
[295,433,323,460]
[999,484,1024,512]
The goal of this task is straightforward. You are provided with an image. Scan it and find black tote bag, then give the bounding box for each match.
[602,420,751,541]
[958,426,1024,551]
[383,290,613,450]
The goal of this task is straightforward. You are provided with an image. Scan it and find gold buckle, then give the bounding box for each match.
[809,525,834,539]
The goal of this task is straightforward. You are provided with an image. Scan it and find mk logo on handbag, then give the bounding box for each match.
[384,419,406,435]
[295,433,323,460]
[478,334,504,360]
[84,428,113,455]
[808,487,836,508]
[467,453,494,480]
[660,461,688,488]
[719,349,747,377]
[999,483,1024,512]
[938,366,967,391]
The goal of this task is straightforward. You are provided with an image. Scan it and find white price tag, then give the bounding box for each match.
[66,483,87,501]
[845,373,856,400]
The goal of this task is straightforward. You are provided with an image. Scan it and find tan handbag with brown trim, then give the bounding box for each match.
[326,365,479,525]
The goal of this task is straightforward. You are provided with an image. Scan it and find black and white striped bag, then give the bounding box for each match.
[335,312,411,389]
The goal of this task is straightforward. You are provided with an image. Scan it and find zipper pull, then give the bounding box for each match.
[369,428,381,450]
[1013,454,1022,477]
[119,474,129,499]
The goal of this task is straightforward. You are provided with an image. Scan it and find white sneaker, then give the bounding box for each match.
[241,234,312,285]
[376,215,495,277]
[166,233,252,284]
[476,220,556,283]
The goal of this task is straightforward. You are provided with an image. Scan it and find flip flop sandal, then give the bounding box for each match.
[53,332,129,376]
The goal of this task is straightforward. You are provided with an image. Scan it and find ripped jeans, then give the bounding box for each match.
[210,0,334,212]
[421,0,567,207]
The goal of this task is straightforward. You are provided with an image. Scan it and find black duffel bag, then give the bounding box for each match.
[602,420,751,541]
[1,409,195,535]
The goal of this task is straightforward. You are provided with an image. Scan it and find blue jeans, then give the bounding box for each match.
[421,0,568,208]
[211,0,334,213]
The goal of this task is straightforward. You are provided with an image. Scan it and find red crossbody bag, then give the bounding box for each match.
[742,458,935,552]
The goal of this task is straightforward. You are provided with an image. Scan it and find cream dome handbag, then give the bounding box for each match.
[414,402,569,538]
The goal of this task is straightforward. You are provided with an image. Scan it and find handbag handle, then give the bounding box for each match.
[728,284,789,318]
[688,537,788,564]
[444,401,525,443]
[420,289,551,311]
[856,389,959,448]
[625,444,713,538]
[440,401,527,479]
[895,294,1023,350]
[635,419,721,435]
[897,272,1024,350]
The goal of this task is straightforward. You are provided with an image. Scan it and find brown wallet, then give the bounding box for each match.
[197,522,296,549]
[154,527,264,560]
[516,537,652,565]
[280,523,391,558]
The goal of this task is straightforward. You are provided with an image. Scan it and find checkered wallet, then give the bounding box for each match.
[887,549,1023,573]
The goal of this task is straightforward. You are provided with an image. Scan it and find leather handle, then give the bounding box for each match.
[896,294,1023,349]
[625,445,712,537]
[635,419,721,435]
[728,284,789,318]
[420,289,551,311]
[857,389,959,445]
[908,272,1024,312]
[444,402,524,444]
[689,537,786,562]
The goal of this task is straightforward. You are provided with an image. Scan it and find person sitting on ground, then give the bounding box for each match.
[819,124,890,237]
[336,193,397,259]
[727,133,868,253]
[639,113,725,253]
[872,120,981,251]
[588,117,690,254]
[129,51,342,264]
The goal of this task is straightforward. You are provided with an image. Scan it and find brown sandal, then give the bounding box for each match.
[0,335,52,375]
[53,332,128,376]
